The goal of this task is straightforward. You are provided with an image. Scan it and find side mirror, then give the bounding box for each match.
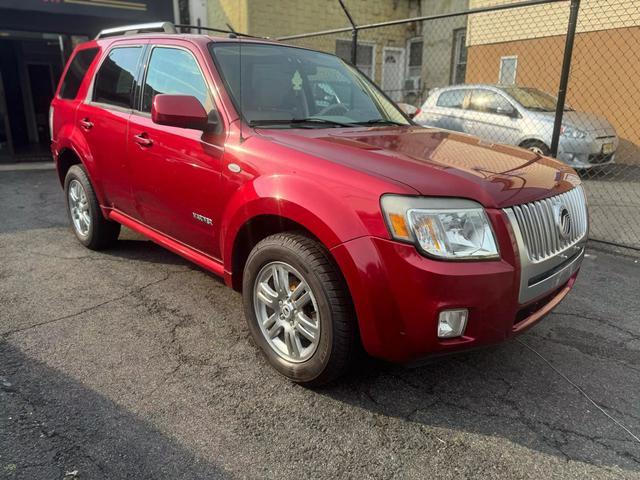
[397,102,420,119]
[496,106,519,118]
[152,94,208,130]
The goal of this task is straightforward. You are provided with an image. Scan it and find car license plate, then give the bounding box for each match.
[602,142,614,155]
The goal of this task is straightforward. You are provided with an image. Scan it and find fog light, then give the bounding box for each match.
[438,309,468,338]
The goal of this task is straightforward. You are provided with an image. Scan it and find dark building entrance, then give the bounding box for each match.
[0,0,175,162]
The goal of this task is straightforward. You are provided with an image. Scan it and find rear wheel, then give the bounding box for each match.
[64,165,120,250]
[242,232,357,386]
[521,139,551,156]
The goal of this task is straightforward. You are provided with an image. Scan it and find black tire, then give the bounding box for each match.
[520,139,551,156]
[242,232,357,386]
[64,164,120,250]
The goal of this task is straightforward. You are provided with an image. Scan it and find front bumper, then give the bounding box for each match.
[557,134,618,169]
[331,213,583,362]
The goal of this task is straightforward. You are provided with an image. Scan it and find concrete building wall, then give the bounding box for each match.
[207,0,417,86]
[208,0,250,33]
[420,0,469,94]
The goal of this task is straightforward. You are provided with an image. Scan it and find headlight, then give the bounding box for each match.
[561,125,587,139]
[381,195,499,259]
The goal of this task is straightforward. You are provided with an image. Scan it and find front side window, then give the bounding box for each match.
[436,90,466,109]
[141,47,212,113]
[210,43,408,128]
[500,86,569,112]
[468,89,514,115]
[59,48,99,99]
[93,47,142,108]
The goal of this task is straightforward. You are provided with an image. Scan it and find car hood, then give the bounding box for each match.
[256,126,580,209]
[529,110,616,135]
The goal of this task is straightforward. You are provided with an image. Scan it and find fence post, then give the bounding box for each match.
[338,0,358,65]
[551,0,580,157]
[351,29,358,65]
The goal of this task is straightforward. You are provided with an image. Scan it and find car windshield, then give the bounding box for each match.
[209,42,409,128]
[500,86,573,112]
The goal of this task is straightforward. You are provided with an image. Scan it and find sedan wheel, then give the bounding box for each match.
[528,145,546,155]
[521,140,551,156]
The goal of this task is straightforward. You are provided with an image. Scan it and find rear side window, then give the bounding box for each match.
[141,47,211,112]
[436,90,466,109]
[59,48,99,99]
[93,47,142,108]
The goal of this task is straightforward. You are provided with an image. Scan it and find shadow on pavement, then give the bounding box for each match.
[0,341,228,480]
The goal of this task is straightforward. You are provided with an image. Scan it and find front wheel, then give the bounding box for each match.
[520,139,551,156]
[242,233,357,386]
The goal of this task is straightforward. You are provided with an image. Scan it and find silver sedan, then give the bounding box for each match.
[413,84,618,169]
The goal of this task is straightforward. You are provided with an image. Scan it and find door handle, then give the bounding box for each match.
[133,133,153,147]
[79,118,93,130]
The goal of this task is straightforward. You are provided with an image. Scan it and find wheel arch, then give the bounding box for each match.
[56,148,82,185]
[518,137,549,149]
[54,128,108,206]
[220,174,380,290]
[228,214,322,292]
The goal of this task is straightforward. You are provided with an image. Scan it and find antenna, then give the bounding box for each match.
[238,2,244,143]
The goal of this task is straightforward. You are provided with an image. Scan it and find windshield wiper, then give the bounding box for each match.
[249,118,356,128]
[352,119,406,126]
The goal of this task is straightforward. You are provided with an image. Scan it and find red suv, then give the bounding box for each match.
[50,23,588,385]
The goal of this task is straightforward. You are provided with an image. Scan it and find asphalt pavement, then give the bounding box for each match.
[1,166,639,479]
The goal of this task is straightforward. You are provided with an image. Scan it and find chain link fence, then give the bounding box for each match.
[272,0,639,250]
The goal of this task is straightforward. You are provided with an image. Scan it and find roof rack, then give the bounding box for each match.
[95,22,177,39]
[174,24,264,39]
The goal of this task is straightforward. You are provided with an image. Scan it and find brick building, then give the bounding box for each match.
[465,0,640,163]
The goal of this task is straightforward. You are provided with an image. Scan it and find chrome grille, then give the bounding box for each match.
[506,186,588,262]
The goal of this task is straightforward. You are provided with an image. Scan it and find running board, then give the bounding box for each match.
[108,210,225,277]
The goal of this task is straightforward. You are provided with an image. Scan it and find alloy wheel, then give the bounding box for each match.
[528,146,546,155]
[253,261,321,363]
[68,179,91,237]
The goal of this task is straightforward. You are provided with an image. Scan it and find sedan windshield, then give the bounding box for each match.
[209,42,409,128]
[500,86,573,112]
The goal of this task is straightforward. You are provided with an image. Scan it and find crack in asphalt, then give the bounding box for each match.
[366,352,640,466]
[516,338,640,446]
[553,310,640,342]
[1,273,176,338]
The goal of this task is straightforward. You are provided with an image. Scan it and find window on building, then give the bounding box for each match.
[436,89,466,109]
[499,56,518,85]
[407,38,423,78]
[335,39,374,79]
[451,28,467,85]
[59,48,99,99]
[93,47,142,108]
[141,47,211,113]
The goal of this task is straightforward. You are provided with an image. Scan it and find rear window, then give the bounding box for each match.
[436,90,466,109]
[93,46,143,108]
[59,48,99,100]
